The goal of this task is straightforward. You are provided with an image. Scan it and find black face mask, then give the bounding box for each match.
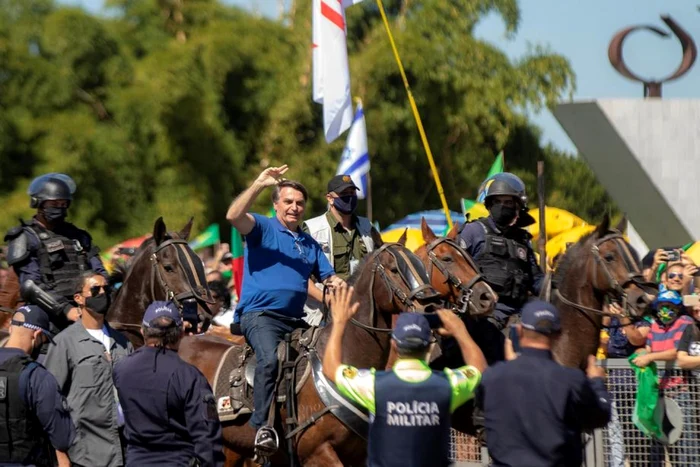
[333,195,358,214]
[490,204,517,229]
[42,206,68,223]
[85,293,111,315]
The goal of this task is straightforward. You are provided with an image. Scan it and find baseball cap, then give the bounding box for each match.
[327,175,359,194]
[392,313,431,349]
[12,305,55,344]
[142,301,183,328]
[520,300,561,335]
[654,289,683,308]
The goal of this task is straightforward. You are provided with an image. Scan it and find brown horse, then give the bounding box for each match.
[178,235,442,466]
[414,218,496,317]
[107,217,215,347]
[550,215,653,369]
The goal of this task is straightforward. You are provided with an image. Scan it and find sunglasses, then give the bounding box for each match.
[668,272,684,280]
[88,285,112,297]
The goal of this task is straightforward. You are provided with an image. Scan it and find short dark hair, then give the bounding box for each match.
[395,345,429,360]
[73,271,103,294]
[142,316,181,346]
[208,280,231,309]
[271,180,308,204]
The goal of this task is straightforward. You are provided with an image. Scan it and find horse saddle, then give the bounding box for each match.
[212,326,319,422]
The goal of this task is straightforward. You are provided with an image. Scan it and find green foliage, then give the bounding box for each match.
[0,0,615,250]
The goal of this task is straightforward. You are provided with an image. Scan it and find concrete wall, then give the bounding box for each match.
[554,99,700,248]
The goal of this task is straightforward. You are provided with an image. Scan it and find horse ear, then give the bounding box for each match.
[447,221,461,239]
[421,217,437,243]
[397,229,408,246]
[595,213,610,238]
[614,214,628,234]
[371,228,384,248]
[179,217,194,241]
[153,217,167,245]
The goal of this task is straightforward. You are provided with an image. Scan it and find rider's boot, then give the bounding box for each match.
[254,425,279,457]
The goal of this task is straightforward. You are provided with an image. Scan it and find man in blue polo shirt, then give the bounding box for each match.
[226,164,340,456]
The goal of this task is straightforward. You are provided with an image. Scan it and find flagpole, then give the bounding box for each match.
[366,172,373,223]
[375,0,453,230]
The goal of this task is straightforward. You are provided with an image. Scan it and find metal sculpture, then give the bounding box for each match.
[608,15,697,97]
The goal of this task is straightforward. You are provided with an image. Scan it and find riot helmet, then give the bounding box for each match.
[479,173,528,208]
[28,173,76,209]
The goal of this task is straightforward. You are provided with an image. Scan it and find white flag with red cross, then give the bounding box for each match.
[312,0,363,143]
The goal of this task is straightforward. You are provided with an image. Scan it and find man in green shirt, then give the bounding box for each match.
[303,175,378,325]
[323,284,486,466]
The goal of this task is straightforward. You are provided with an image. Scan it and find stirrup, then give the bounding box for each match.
[254,426,279,457]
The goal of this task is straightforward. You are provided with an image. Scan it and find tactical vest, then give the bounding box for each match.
[0,355,49,466]
[474,219,532,307]
[27,222,89,299]
[368,369,452,467]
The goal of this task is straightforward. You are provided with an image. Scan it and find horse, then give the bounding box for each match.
[550,214,654,369]
[178,232,443,466]
[107,217,216,347]
[414,218,496,317]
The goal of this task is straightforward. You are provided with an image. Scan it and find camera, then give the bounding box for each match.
[665,249,681,262]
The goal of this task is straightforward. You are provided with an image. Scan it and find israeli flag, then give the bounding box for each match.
[336,102,369,199]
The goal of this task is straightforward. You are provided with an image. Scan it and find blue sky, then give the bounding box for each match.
[60,0,700,153]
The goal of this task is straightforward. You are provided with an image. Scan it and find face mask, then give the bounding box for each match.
[85,293,111,315]
[490,204,517,228]
[657,306,677,325]
[333,195,358,214]
[42,206,68,223]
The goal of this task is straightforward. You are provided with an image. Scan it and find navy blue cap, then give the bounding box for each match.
[12,305,55,344]
[143,301,182,328]
[521,300,561,335]
[392,313,431,349]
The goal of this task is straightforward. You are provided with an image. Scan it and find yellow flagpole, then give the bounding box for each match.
[374,0,453,230]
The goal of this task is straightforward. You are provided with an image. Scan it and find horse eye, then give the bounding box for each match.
[604,253,615,262]
[390,266,399,273]
[164,264,175,273]
[441,256,453,263]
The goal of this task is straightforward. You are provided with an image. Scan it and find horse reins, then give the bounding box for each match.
[425,237,486,315]
[346,243,438,333]
[554,231,651,320]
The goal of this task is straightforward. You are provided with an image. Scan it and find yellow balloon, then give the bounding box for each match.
[527,206,587,242]
[381,228,426,252]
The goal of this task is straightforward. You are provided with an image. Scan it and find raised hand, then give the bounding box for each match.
[329,283,359,324]
[255,165,289,188]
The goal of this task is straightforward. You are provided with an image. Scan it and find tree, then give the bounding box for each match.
[0,0,615,251]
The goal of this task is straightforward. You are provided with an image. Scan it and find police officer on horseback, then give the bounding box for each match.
[4,173,108,331]
[458,173,544,362]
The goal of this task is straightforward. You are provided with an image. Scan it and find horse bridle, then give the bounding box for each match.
[150,238,215,324]
[425,237,488,315]
[349,243,440,333]
[554,231,651,318]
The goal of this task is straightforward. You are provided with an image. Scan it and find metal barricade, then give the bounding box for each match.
[447,358,700,467]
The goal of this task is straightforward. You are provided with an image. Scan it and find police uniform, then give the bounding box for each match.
[333,313,481,467]
[113,301,224,467]
[5,174,107,330]
[0,306,75,466]
[475,301,611,467]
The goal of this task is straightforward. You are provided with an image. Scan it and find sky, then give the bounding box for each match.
[59,0,700,154]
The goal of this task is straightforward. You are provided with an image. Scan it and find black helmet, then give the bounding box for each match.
[482,173,528,207]
[28,173,76,208]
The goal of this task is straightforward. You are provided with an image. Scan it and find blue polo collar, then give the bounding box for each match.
[270,215,303,235]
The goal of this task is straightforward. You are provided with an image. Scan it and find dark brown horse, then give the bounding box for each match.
[550,215,653,369]
[108,217,215,347]
[178,234,442,466]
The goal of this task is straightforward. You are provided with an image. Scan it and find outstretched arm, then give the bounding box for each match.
[323,284,359,382]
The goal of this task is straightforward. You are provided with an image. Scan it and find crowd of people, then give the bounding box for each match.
[0,169,699,467]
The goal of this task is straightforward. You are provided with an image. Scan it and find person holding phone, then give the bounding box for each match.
[323,284,486,467]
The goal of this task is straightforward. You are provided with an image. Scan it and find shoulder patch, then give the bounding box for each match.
[342,367,358,379]
[4,225,24,241]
